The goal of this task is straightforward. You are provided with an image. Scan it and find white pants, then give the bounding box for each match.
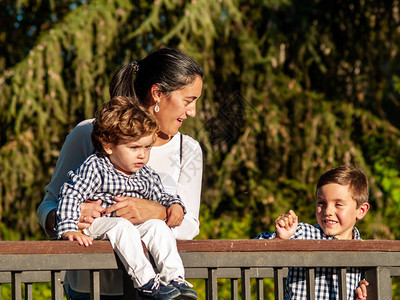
[84,218,185,288]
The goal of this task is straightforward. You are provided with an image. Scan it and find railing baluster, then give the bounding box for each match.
[337,267,347,300]
[51,271,63,300]
[230,278,238,300]
[90,270,101,300]
[256,278,264,300]
[11,271,22,300]
[306,268,315,300]
[24,282,33,300]
[207,268,217,300]
[241,268,251,300]
[274,267,284,300]
[365,266,392,300]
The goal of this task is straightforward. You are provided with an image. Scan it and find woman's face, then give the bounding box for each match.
[154,76,203,142]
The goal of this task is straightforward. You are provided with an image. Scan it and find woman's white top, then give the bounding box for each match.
[36,119,203,294]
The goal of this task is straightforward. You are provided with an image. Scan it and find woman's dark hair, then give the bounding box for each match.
[109,48,203,106]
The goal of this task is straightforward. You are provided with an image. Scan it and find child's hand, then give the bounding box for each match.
[166,204,184,227]
[355,279,368,300]
[62,231,93,247]
[275,210,298,239]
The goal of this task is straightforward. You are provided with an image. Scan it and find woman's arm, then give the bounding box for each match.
[37,119,96,238]
[170,136,203,240]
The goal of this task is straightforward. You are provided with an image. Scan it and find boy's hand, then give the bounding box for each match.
[62,231,93,247]
[275,210,298,239]
[355,279,368,299]
[166,204,184,227]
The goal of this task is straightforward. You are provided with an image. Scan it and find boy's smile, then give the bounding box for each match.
[316,183,369,240]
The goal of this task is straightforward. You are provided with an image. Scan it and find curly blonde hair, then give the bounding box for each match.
[91,96,159,155]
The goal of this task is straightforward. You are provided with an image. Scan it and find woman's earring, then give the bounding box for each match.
[154,100,160,113]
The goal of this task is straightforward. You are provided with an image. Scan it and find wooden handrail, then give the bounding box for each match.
[1,239,400,299]
[1,239,400,254]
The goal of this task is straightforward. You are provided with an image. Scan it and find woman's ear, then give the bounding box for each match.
[356,202,370,221]
[150,84,163,103]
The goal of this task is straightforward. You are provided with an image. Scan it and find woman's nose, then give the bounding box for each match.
[186,103,196,117]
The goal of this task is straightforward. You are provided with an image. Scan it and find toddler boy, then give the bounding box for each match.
[57,96,197,300]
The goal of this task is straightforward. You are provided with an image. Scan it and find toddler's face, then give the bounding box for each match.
[316,183,366,239]
[104,134,154,176]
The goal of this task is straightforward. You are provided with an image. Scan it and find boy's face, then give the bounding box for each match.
[316,183,369,240]
[103,134,154,176]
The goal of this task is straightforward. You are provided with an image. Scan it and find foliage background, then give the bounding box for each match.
[1,0,400,298]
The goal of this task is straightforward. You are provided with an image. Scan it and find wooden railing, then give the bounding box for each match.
[1,240,400,299]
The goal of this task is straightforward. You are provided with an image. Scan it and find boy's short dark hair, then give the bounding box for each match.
[316,165,369,207]
[91,96,159,155]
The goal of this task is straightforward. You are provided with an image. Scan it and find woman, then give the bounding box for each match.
[37,48,204,299]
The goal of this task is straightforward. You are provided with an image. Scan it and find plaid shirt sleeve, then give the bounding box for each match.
[56,157,102,238]
[143,167,187,214]
[254,230,276,239]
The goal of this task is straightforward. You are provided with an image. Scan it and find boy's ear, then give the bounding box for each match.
[356,202,370,221]
[102,144,113,155]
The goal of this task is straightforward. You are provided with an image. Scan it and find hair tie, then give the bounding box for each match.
[129,61,139,73]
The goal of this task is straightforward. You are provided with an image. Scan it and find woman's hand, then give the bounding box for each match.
[78,200,104,230]
[166,204,184,227]
[104,196,167,224]
[45,209,58,239]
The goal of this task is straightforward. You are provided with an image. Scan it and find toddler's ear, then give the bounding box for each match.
[102,143,113,155]
[356,202,370,221]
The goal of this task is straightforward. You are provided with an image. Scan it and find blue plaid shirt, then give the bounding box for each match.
[256,223,363,300]
[57,153,186,238]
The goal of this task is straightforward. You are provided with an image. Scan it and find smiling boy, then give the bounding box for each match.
[256,165,370,300]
